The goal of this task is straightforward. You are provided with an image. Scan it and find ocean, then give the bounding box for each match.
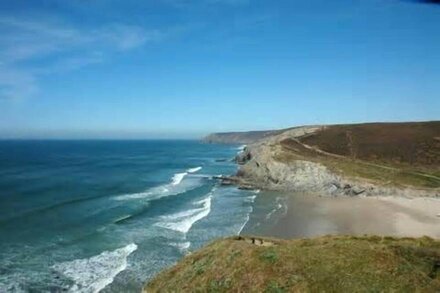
[0,140,262,292]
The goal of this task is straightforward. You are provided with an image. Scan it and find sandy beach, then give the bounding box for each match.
[254,193,440,239]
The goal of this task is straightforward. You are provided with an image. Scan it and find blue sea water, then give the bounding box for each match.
[0,140,258,292]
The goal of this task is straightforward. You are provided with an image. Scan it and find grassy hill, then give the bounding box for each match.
[276,121,440,188]
[145,235,440,292]
[299,122,440,167]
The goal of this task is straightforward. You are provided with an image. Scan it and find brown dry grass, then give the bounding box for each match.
[145,235,440,292]
[277,122,440,188]
[301,122,440,167]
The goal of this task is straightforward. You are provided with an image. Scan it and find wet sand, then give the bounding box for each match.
[258,194,440,239]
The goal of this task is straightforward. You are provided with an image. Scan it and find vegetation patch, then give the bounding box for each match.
[145,235,440,292]
[260,248,278,264]
[276,122,440,188]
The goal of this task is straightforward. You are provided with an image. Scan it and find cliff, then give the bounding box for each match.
[145,235,440,292]
[144,122,440,292]
[231,121,440,197]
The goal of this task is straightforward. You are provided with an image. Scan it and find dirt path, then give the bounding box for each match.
[288,138,440,183]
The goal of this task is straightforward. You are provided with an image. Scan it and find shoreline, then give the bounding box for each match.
[224,138,440,240]
[213,123,440,198]
[245,191,440,239]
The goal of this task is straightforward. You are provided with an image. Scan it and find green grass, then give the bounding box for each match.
[145,236,440,292]
[277,137,440,189]
[300,122,440,167]
[273,121,440,188]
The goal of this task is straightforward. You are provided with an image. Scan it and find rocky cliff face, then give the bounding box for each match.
[232,124,440,198]
[235,126,334,191]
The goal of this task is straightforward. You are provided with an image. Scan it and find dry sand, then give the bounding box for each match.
[265,194,440,239]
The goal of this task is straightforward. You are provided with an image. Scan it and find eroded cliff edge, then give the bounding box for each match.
[207,122,440,197]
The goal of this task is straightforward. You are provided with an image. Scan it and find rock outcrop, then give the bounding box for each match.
[226,124,440,198]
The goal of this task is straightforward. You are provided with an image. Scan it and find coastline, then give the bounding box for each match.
[209,123,440,200]
[209,123,440,240]
[145,122,440,290]
[244,192,440,239]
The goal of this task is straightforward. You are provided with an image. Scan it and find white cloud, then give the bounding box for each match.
[0,16,164,99]
[95,24,163,51]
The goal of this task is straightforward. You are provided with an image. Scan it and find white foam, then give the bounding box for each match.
[187,166,202,173]
[114,184,173,201]
[171,172,187,185]
[155,196,212,233]
[266,197,287,220]
[170,241,191,253]
[266,208,277,220]
[53,243,137,293]
[193,187,216,205]
[114,191,151,201]
[244,195,257,203]
[237,145,247,151]
[114,171,202,201]
[237,206,253,235]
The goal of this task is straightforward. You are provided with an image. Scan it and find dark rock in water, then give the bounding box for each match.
[213,175,257,190]
[220,179,234,186]
[235,150,252,165]
[213,175,242,186]
[215,158,228,162]
[238,184,255,190]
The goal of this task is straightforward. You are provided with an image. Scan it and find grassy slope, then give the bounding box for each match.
[145,236,440,292]
[277,121,440,188]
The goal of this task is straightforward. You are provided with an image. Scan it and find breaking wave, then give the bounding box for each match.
[154,195,212,234]
[171,172,187,185]
[244,195,257,203]
[237,145,247,151]
[52,243,137,293]
[238,206,253,235]
[187,166,202,173]
[114,167,204,201]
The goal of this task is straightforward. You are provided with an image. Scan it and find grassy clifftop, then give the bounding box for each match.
[276,121,440,189]
[299,122,440,167]
[145,235,440,292]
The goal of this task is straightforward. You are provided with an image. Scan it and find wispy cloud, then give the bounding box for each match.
[0,16,164,99]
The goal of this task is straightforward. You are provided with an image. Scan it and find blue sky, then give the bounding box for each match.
[0,0,439,138]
